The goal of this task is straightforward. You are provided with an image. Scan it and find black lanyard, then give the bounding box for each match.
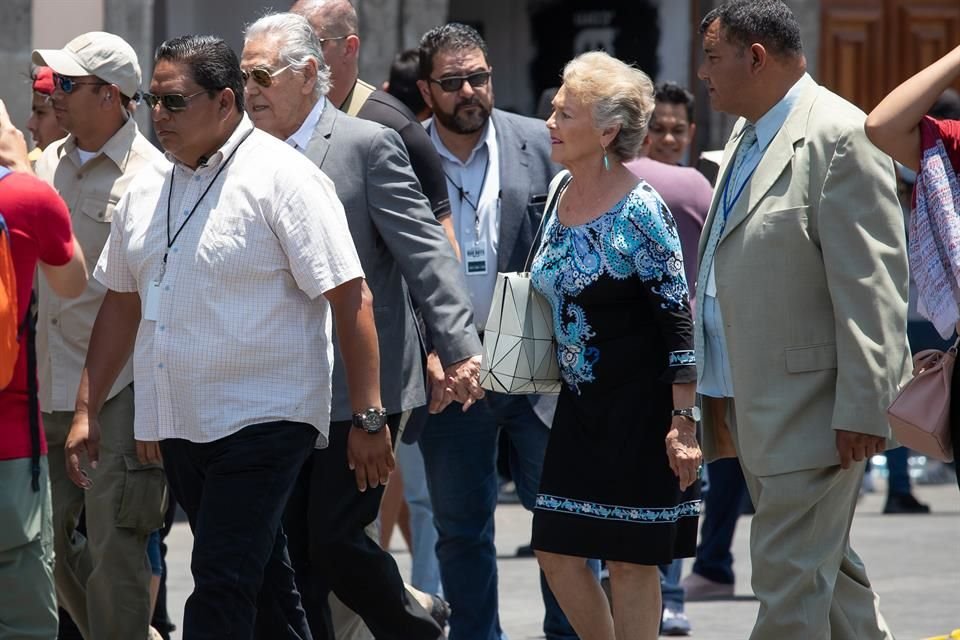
[161,129,253,279]
[443,153,490,234]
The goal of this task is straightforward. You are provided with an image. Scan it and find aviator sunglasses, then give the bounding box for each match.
[52,73,106,94]
[142,90,210,112]
[241,63,293,88]
[428,70,491,93]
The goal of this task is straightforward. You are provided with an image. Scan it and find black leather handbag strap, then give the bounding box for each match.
[524,171,572,272]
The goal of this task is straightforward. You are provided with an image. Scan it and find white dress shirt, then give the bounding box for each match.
[95,116,363,445]
[285,96,326,151]
[428,118,501,328]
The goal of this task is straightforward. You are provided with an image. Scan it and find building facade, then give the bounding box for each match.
[3,0,958,158]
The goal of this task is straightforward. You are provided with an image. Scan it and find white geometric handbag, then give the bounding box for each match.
[478,171,571,395]
[479,272,563,394]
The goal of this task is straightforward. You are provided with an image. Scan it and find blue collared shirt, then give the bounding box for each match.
[699,74,813,399]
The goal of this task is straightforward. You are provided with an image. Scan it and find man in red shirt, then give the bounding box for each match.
[0,99,87,638]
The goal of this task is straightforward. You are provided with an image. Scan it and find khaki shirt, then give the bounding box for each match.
[340,78,375,116]
[34,117,162,411]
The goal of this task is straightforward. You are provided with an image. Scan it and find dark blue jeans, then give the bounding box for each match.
[418,393,580,640]
[691,458,748,585]
[885,446,912,496]
[161,421,317,640]
[659,559,685,610]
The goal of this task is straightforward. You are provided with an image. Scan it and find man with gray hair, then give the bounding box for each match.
[30,31,165,640]
[241,12,481,640]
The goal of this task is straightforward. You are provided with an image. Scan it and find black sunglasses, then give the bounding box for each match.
[53,73,106,94]
[429,71,491,93]
[142,90,210,112]
[241,64,293,89]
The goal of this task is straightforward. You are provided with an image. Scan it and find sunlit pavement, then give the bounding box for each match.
[164,479,959,639]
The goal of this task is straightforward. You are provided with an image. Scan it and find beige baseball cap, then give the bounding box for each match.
[33,31,141,99]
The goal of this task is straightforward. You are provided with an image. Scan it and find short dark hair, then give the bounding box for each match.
[655,82,695,122]
[154,35,244,112]
[386,49,426,115]
[699,0,803,59]
[418,23,489,80]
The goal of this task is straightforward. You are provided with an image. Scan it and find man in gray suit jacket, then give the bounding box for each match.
[242,13,482,640]
[414,23,581,640]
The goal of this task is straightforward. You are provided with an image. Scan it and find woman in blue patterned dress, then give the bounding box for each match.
[530,51,702,640]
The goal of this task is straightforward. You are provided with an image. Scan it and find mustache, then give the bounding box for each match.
[455,98,484,111]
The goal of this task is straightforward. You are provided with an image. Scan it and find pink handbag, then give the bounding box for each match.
[886,337,958,462]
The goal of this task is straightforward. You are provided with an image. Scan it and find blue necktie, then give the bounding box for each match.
[705,125,757,257]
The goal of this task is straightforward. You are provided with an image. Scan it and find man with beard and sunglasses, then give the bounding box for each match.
[414,22,585,640]
[29,31,166,640]
[240,12,481,640]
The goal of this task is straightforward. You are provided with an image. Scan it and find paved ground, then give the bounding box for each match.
[165,478,959,639]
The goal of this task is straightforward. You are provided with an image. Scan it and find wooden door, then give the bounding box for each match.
[820,0,960,112]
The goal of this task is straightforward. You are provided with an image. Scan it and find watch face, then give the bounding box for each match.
[691,406,702,422]
[356,409,386,432]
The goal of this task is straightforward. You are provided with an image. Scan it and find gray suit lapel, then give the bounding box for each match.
[303,101,337,168]
[494,112,531,273]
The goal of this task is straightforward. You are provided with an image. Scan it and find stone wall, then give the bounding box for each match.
[356,0,449,87]
[1,0,35,131]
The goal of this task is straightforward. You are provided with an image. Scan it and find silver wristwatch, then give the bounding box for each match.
[671,406,702,423]
[351,407,388,433]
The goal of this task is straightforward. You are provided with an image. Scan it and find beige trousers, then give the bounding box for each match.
[44,385,167,640]
[727,401,895,640]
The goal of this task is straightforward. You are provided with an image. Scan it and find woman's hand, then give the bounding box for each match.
[665,417,702,491]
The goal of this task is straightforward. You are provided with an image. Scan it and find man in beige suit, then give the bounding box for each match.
[694,2,911,639]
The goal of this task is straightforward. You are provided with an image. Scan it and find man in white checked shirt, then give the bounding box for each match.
[67,35,385,640]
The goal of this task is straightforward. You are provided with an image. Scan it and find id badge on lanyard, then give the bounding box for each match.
[144,280,162,321]
[465,240,488,275]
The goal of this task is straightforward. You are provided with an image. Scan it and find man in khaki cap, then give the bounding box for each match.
[32,31,166,640]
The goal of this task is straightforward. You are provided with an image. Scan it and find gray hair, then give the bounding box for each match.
[244,12,332,99]
[561,51,655,161]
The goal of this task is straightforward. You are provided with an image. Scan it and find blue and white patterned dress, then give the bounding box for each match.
[529,178,700,564]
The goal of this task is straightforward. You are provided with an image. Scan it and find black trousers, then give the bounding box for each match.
[281,417,442,640]
[161,421,317,640]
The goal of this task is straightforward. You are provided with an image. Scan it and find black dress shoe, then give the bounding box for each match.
[883,493,931,514]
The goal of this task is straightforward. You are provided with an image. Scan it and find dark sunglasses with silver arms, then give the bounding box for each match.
[142,90,210,112]
[429,70,491,93]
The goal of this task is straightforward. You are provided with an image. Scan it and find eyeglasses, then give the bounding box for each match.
[142,90,210,112]
[52,73,106,94]
[241,64,293,89]
[317,34,351,46]
[428,71,491,93]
